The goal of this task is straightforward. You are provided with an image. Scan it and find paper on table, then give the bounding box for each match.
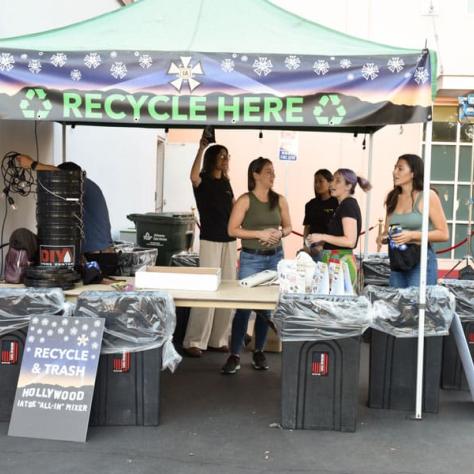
[240,270,278,287]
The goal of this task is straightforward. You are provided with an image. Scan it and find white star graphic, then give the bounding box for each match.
[167,56,204,92]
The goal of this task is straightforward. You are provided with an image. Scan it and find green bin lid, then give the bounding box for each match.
[127,212,195,224]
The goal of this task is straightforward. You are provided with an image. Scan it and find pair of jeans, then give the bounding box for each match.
[389,247,438,288]
[230,248,283,355]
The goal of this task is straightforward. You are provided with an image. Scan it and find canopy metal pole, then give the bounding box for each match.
[61,123,67,163]
[363,133,374,257]
[415,119,433,419]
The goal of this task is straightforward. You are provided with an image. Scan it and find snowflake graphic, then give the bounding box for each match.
[20,53,28,60]
[0,52,15,71]
[41,318,49,326]
[134,51,140,57]
[91,342,99,350]
[38,52,44,56]
[47,329,53,336]
[28,59,42,74]
[84,53,102,69]
[110,51,118,59]
[413,67,429,85]
[37,328,43,335]
[26,347,31,352]
[94,320,101,328]
[232,53,238,59]
[339,59,351,69]
[110,61,127,79]
[32,317,39,325]
[241,55,248,62]
[404,72,412,79]
[91,354,96,360]
[90,330,98,338]
[50,52,67,67]
[168,56,204,92]
[39,337,45,343]
[139,54,153,69]
[28,336,35,343]
[51,321,58,328]
[253,57,273,76]
[74,320,80,325]
[64,335,69,342]
[77,335,89,347]
[221,58,235,73]
[30,327,36,333]
[361,63,379,80]
[70,326,78,336]
[313,59,330,75]
[284,55,301,71]
[57,327,64,335]
[61,318,69,326]
[347,73,355,81]
[81,323,89,331]
[70,69,82,81]
[387,57,404,73]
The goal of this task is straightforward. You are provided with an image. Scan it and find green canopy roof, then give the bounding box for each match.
[0,0,427,57]
[0,0,436,129]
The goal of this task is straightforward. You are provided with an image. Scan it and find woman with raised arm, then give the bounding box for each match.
[221,157,291,375]
[377,154,448,288]
[182,136,237,357]
[307,168,371,288]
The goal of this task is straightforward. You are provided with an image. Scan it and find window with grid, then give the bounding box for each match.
[423,106,474,259]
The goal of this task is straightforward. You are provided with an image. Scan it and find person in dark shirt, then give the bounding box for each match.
[307,168,371,287]
[303,169,338,261]
[182,136,237,357]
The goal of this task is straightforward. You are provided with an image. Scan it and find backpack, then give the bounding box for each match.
[4,228,38,284]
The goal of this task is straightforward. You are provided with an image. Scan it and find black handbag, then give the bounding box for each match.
[388,243,421,272]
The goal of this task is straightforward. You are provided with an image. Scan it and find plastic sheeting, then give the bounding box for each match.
[74,291,181,372]
[0,288,66,336]
[170,252,199,267]
[273,294,372,342]
[364,285,455,337]
[360,254,390,287]
[440,279,474,321]
[116,246,158,276]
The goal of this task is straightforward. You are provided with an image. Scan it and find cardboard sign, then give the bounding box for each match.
[8,315,104,443]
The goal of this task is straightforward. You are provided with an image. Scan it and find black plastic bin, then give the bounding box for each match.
[170,252,199,347]
[90,347,162,426]
[369,330,443,412]
[0,329,27,422]
[281,337,361,432]
[127,213,195,266]
[441,321,474,390]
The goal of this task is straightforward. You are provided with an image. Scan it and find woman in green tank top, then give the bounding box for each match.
[378,154,449,288]
[221,157,292,375]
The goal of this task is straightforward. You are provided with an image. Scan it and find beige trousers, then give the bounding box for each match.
[183,239,237,350]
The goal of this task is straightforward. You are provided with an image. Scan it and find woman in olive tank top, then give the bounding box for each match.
[221,157,292,375]
[378,154,449,288]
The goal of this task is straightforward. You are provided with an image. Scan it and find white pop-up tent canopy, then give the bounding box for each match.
[0,0,439,418]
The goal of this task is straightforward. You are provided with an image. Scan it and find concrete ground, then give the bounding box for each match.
[0,343,473,474]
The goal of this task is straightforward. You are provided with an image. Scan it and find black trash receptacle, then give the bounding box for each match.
[441,320,474,390]
[281,337,361,432]
[89,347,162,426]
[369,330,443,413]
[0,329,27,422]
[170,252,199,347]
[439,279,474,390]
[74,291,177,427]
[274,294,371,432]
[127,213,195,266]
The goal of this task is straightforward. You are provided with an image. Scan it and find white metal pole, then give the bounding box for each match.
[415,119,433,419]
[363,133,374,257]
[61,123,67,163]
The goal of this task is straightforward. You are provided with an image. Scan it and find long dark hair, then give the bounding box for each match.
[248,157,279,210]
[200,144,229,179]
[336,168,372,194]
[314,168,333,198]
[385,154,424,215]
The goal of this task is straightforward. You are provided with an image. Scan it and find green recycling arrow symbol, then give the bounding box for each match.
[19,88,52,119]
[313,94,346,126]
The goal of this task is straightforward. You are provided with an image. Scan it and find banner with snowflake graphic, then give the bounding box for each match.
[0,49,432,128]
[8,315,104,443]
